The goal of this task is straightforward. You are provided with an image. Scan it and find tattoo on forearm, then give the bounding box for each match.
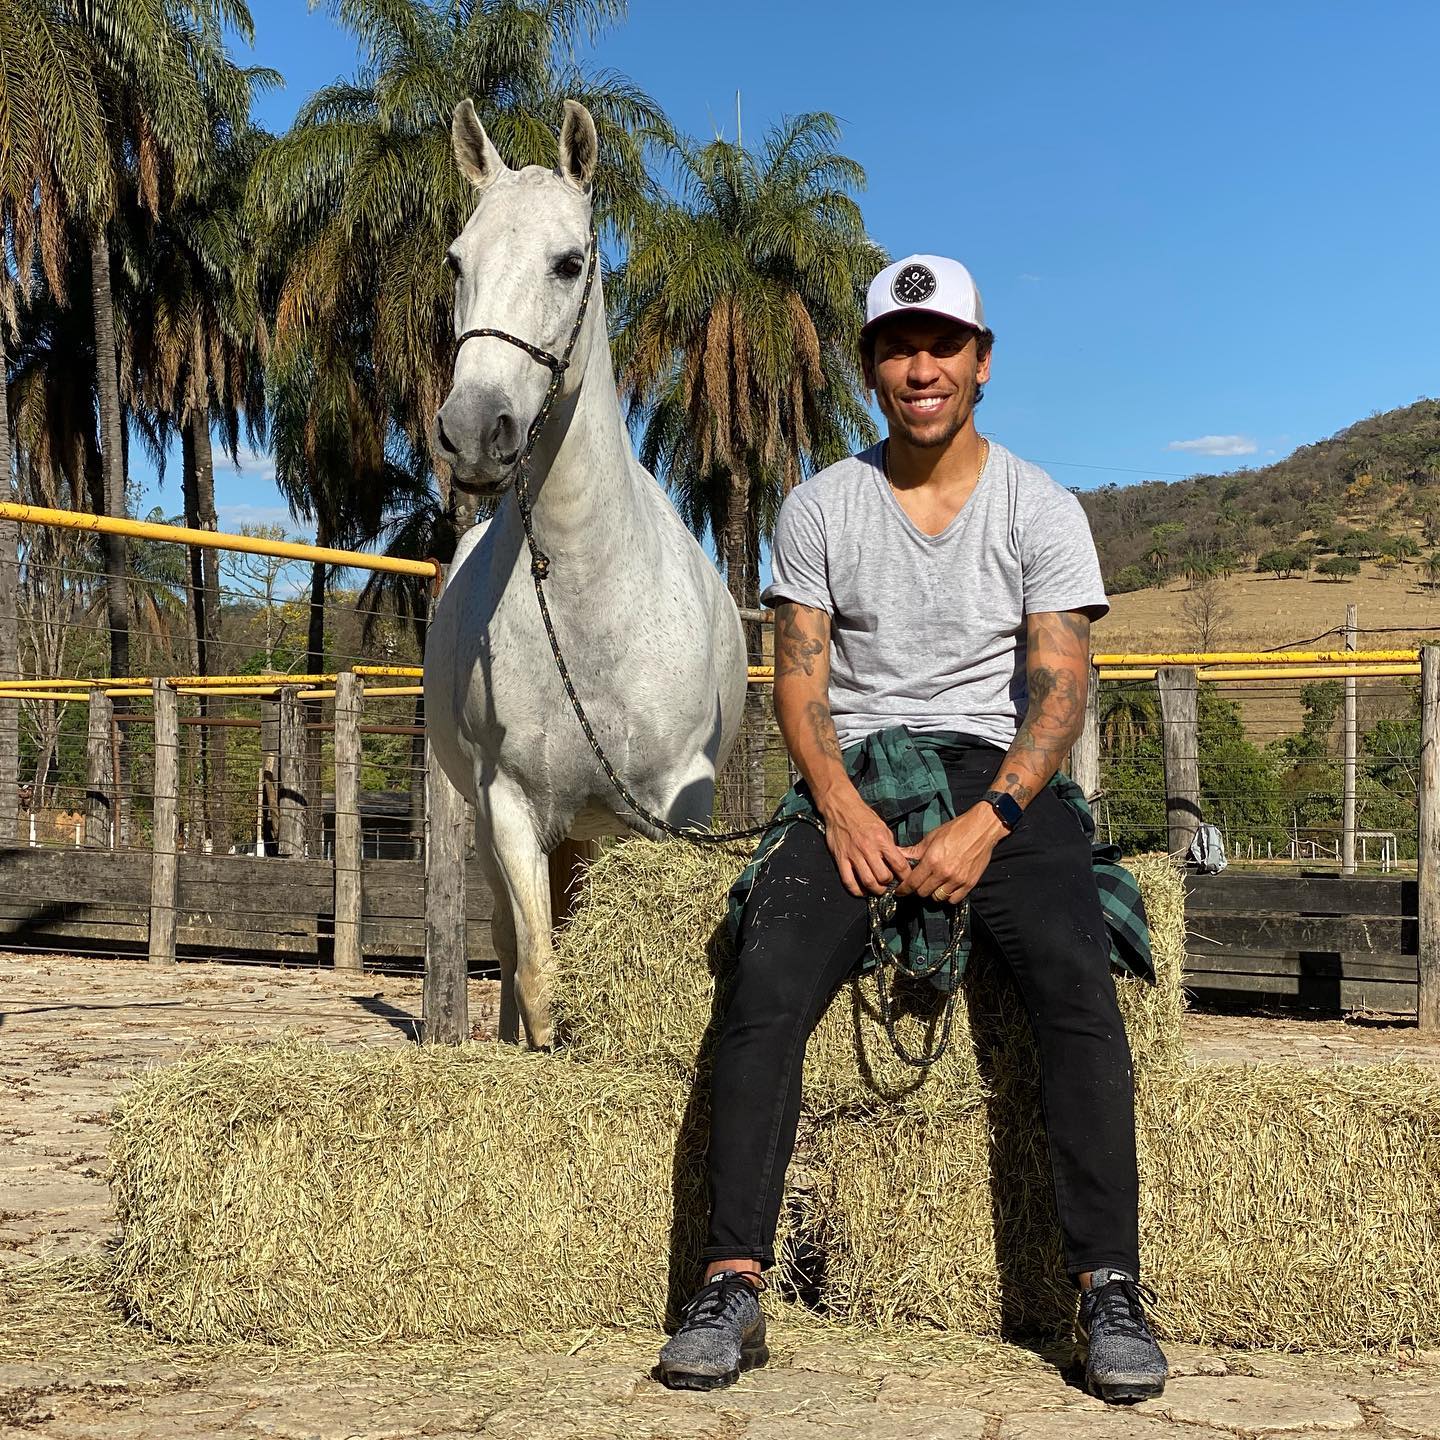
[999,769,1034,805]
[805,700,844,763]
[775,604,826,678]
[995,611,1091,805]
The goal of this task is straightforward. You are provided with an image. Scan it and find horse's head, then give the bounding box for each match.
[434,99,599,496]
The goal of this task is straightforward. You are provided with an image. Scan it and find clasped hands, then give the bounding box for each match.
[820,792,1010,903]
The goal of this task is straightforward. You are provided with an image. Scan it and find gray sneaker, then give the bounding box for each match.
[1076,1268,1168,1403]
[657,1271,769,1391]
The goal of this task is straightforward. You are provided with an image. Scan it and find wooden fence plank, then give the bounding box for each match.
[0,843,497,967]
[1185,873,1415,915]
[1186,912,1416,954]
[1182,949,1418,981]
[1183,969,1415,1013]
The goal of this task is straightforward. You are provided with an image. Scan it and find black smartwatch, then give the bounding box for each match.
[982,789,1023,832]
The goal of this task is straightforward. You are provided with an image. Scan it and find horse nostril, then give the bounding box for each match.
[436,414,458,456]
[489,412,519,461]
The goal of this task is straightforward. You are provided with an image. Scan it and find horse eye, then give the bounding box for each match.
[444,252,461,277]
[554,253,584,280]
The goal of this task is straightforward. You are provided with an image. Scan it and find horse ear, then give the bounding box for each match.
[558,100,598,194]
[452,99,506,190]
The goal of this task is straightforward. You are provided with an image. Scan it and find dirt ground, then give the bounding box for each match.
[3,952,1440,1440]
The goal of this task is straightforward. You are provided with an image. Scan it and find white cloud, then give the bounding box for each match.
[214,444,277,484]
[216,501,300,533]
[1167,434,1258,457]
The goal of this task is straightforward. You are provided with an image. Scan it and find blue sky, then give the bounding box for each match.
[151,0,1440,539]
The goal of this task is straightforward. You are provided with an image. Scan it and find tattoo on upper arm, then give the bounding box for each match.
[775,602,829,679]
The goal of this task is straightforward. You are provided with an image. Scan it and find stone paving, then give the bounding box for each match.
[3,951,1440,1439]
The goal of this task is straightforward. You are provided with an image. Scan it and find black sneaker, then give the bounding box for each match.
[656,1271,769,1391]
[1076,1268,1168,1403]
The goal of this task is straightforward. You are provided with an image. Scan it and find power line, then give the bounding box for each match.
[1031,457,1208,481]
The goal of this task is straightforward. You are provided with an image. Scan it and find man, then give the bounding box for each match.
[655,255,1168,1404]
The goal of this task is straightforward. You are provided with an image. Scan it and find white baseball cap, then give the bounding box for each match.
[862,254,988,341]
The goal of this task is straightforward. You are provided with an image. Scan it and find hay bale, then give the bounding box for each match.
[552,839,1186,1113]
[110,1038,792,1344]
[807,1062,1440,1349]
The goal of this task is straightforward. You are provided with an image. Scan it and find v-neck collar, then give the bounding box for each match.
[872,438,995,544]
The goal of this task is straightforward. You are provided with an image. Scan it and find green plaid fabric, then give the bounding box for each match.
[726,726,1154,993]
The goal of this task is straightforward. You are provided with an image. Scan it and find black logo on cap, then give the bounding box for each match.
[892,263,937,305]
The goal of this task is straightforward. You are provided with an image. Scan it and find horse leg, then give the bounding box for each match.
[473,826,520,1043]
[483,780,556,1049]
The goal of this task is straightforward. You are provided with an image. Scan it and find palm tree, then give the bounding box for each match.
[353,470,453,855]
[6,0,260,840]
[268,336,428,853]
[1101,684,1159,756]
[83,0,259,682]
[611,114,884,818]
[120,119,274,844]
[128,505,191,665]
[251,0,666,523]
[1,0,108,839]
[122,119,272,664]
[614,116,882,605]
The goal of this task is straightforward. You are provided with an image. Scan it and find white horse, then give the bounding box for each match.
[424,99,747,1049]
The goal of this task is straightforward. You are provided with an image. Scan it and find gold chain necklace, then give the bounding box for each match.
[883,434,990,493]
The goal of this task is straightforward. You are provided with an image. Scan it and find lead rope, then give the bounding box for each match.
[454,232,961,1062]
[866,891,968,1066]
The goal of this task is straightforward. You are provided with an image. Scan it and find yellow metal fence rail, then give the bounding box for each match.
[0,502,441,582]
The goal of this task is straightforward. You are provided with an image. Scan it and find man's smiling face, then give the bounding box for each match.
[863,315,992,451]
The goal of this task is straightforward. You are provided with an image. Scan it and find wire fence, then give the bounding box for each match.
[1094,674,1419,870]
[0,503,1427,878]
[6,664,1424,876]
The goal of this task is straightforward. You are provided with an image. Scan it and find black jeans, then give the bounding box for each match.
[701,741,1140,1279]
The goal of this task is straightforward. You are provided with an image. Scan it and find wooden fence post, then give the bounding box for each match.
[0,514,17,846]
[1418,647,1440,1030]
[259,697,278,854]
[1156,665,1201,858]
[277,685,306,857]
[304,698,325,859]
[423,725,469,1044]
[333,671,364,972]
[1069,661,1101,801]
[85,688,114,848]
[1342,603,1358,875]
[148,680,179,965]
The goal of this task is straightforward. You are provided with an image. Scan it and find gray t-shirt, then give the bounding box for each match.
[761,440,1108,751]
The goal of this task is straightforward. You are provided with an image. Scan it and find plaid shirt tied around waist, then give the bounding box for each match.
[725,726,1155,994]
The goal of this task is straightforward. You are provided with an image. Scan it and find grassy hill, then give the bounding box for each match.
[1078,397,1440,610]
[1077,401,1440,739]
